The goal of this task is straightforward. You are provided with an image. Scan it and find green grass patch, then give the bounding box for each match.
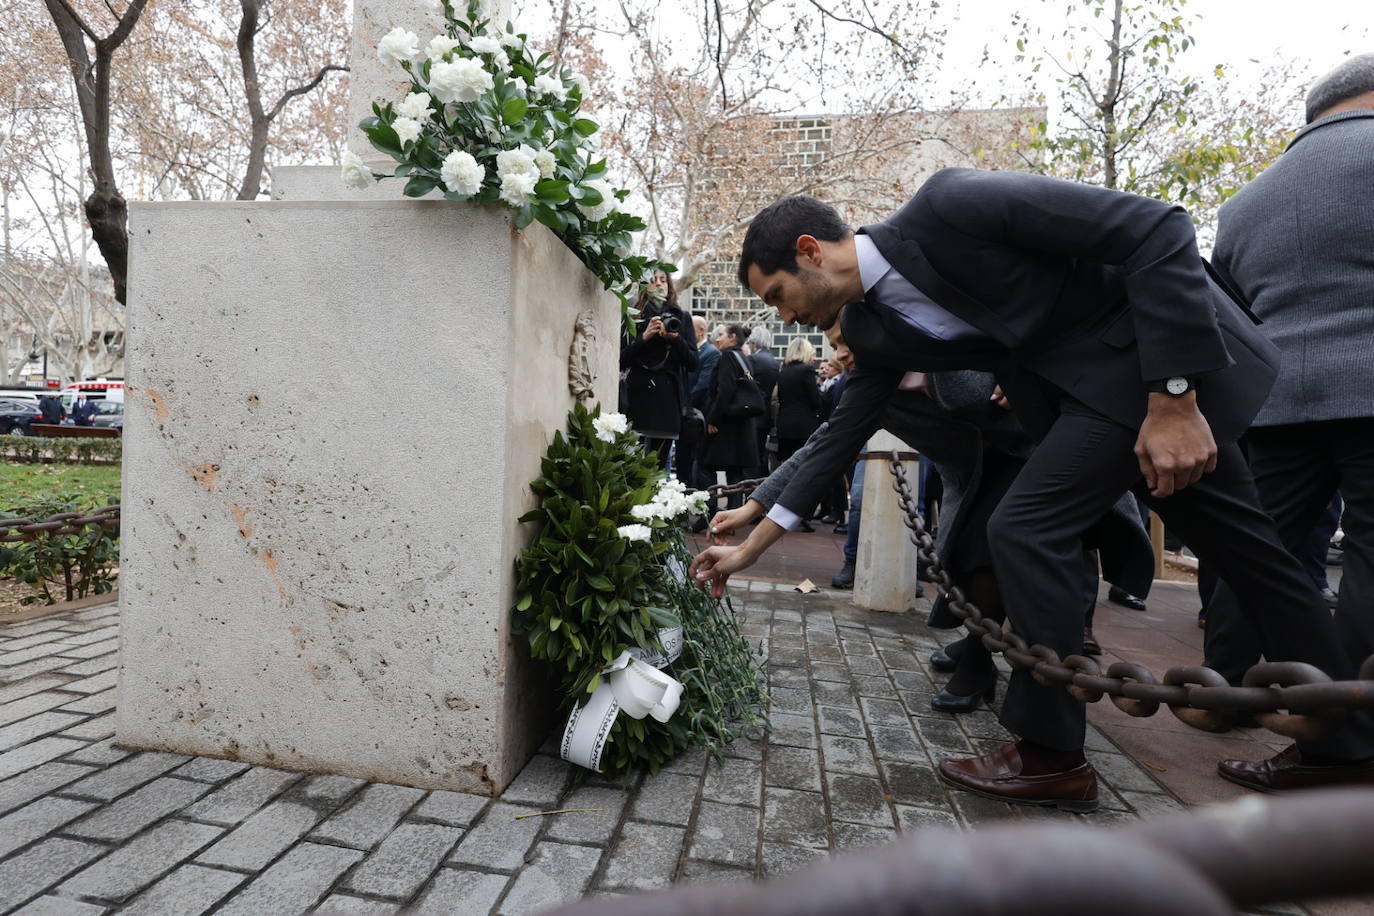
[0,463,121,516]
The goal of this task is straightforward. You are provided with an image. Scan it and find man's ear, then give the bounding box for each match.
[795,235,823,267]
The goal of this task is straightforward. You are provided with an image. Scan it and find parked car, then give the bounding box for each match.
[92,400,124,429]
[0,398,40,436]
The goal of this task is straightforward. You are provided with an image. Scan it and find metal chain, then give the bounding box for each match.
[0,506,121,544]
[887,453,1374,740]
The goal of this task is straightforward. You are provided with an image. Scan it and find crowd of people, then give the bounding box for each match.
[665,54,1374,810]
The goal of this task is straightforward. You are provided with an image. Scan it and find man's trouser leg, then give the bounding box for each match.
[843,461,864,564]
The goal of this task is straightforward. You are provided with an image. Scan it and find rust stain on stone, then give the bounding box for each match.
[142,386,170,422]
[227,502,253,539]
[188,462,221,491]
[254,547,291,603]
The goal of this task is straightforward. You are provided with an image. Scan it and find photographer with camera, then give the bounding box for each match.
[620,270,699,473]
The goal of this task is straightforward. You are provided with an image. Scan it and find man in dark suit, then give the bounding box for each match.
[690,170,1374,809]
[745,327,780,479]
[680,315,720,492]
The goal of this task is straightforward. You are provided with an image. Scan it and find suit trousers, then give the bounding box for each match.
[987,399,1374,759]
[1205,419,1374,682]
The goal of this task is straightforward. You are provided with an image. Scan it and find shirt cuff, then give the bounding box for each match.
[766,504,803,532]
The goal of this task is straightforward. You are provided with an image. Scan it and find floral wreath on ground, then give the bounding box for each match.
[346,0,672,315]
[513,403,768,776]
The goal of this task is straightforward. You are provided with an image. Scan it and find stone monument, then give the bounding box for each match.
[852,432,922,613]
[113,0,620,794]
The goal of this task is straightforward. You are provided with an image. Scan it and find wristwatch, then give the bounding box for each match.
[1149,376,1195,396]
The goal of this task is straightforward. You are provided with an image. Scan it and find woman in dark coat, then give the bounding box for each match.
[620,270,697,472]
[701,324,760,507]
[774,338,822,462]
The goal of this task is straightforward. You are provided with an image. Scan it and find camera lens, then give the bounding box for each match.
[663,316,681,334]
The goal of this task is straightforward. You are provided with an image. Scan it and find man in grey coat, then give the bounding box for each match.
[1204,55,1374,721]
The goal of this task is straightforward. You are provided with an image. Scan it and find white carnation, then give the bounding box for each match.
[532,148,557,179]
[498,170,537,206]
[533,73,566,100]
[592,412,630,442]
[630,503,658,522]
[440,150,484,197]
[467,35,502,55]
[377,27,420,64]
[426,34,462,62]
[340,150,373,189]
[429,57,493,104]
[617,524,653,543]
[570,72,591,97]
[501,31,524,49]
[397,91,435,120]
[392,116,423,146]
[577,179,618,222]
[495,146,539,179]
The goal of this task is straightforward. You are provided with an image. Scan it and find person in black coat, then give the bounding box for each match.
[775,338,823,462]
[700,324,760,507]
[620,271,698,472]
[38,395,64,425]
[745,327,780,479]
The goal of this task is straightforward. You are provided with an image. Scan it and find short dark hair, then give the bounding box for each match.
[725,324,749,347]
[736,196,852,289]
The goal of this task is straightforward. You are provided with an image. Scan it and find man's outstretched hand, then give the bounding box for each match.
[1135,392,1217,498]
[689,545,758,599]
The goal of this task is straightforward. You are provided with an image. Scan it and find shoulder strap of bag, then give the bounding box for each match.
[729,349,756,380]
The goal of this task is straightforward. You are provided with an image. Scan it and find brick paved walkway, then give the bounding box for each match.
[0,579,1202,916]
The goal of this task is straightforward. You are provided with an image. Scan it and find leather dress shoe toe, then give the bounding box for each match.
[938,743,1098,812]
[929,648,957,673]
[930,682,995,714]
[798,520,815,532]
[1082,627,1102,656]
[1217,745,1374,793]
[1108,586,1147,611]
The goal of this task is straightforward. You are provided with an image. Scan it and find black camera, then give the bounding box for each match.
[661,315,681,335]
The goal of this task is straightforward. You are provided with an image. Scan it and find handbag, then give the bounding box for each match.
[724,350,766,419]
[679,406,706,445]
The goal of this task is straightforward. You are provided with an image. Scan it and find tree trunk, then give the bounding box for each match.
[1101,0,1124,190]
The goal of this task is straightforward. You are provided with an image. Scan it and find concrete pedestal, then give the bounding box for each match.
[114,199,618,794]
[852,432,921,614]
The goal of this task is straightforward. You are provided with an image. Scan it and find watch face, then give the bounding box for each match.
[1166,377,1189,395]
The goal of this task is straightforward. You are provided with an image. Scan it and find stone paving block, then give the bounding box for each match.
[64,752,188,802]
[824,773,892,827]
[764,666,806,689]
[844,655,886,677]
[858,697,909,729]
[50,640,120,661]
[0,837,106,908]
[833,822,896,850]
[215,842,364,916]
[544,785,626,844]
[817,705,866,738]
[57,670,116,696]
[839,638,876,658]
[411,868,508,915]
[810,681,858,710]
[702,757,762,807]
[53,655,118,678]
[1117,790,1186,817]
[296,773,367,805]
[880,760,946,809]
[889,669,933,692]
[721,736,765,760]
[0,691,83,729]
[63,737,131,766]
[0,795,98,858]
[762,787,827,848]
[56,715,115,743]
[0,736,89,780]
[959,710,1013,741]
[1087,751,1166,795]
[950,789,1018,825]
[809,662,850,683]
[687,801,760,867]
[895,803,960,833]
[498,753,572,808]
[196,799,322,871]
[764,746,822,792]
[55,689,116,717]
[60,818,224,902]
[0,711,86,755]
[341,822,463,899]
[315,894,402,914]
[447,802,544,871]
[768,685,812,715]
[119,864,245,916]
[766,712,817,749]
[629,771,698,826]
[598,822,685,891]
[311,783,425,850]
[0,674,72,705]
[412,789,488,827]
[677,859,752,883]
[49,629,118,648]
[850,674,892,698]
[0,643,76,667]
[67,776,210,842]
[0,618,69,638]
[760,842,827,877]
[0,761,95,816]
[869,724,926,762]
[173,757,251,784]
[0,630,72,654]
[497,841,602,915]
[11,895,107,915]
[184,766,301,825]
[806,644,843,663]
[911,715,972,752]
[659,745,708,776]
[820,734,879,778]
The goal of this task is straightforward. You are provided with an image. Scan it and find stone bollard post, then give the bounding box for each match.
[852,431,921,613]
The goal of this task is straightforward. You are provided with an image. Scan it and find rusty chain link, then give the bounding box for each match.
[0,506,121,545]
[886,453,1374,740]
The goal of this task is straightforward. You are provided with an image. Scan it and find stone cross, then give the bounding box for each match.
[348,0,514,155]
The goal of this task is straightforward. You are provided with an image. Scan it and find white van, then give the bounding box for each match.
[60,380,125,410]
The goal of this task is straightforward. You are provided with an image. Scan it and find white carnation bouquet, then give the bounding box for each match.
[346,0,673,312]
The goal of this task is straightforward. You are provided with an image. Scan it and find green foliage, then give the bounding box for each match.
[360,0,674,320]
[0,436,122,465]
[1,493,119,606]
[513,403,767,776]
[0,463,121,515]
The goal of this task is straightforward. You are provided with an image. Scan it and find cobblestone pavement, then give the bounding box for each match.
[0,581,1199,915]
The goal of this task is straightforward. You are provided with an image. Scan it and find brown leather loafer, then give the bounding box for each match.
[938,743,1099,812]
[1217,745,1374,793]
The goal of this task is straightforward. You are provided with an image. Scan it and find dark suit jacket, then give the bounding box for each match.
[775,362,822,439]
[690,342,720,412]
[776,168,1280,518]
[749,349,780,406]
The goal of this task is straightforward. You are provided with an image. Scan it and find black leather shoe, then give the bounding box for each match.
[832,523,848,534]
[1107,585,1147,611]
[931,682,996,714]
[1082,627,1102,656]
[930,648,957,673]
[831,562,855,590]
[798,520,815,532]
[819,513,842,525]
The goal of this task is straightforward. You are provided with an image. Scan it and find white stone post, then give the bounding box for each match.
[852,432,921,613]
